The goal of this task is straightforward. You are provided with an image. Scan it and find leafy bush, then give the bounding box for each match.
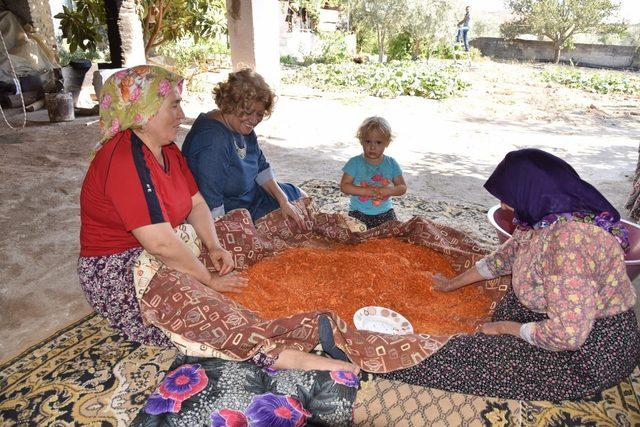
[430,43,482,61]
[303,31,351,64]
[430,43,454,59]
[280,55,301,66]
[387,32,413,61]
[283,61,470,99]
[55,0,105,53]
[541,67,640,95]
[320,31,351,63]
[158,40,230,78]
[55,0,226,57]
[56,40,106,66]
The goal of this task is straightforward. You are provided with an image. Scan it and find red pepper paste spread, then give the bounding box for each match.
[233,238,492,335]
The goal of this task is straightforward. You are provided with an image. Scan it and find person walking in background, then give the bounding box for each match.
[456,5,471,52]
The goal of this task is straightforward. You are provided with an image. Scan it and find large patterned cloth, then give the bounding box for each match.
[2,311,638,426]
[133,198,510,373]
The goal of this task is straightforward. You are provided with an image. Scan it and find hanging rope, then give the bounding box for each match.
[0,26,27,129]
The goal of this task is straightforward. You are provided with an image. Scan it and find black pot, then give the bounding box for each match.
[69,59,92,72]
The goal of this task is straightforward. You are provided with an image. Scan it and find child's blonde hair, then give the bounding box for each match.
[356,116,393,143]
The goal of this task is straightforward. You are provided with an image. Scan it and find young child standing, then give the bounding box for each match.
[340,116,407,229]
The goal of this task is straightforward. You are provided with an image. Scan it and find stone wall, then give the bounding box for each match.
[2,0,57,50]
[471,37,640,70]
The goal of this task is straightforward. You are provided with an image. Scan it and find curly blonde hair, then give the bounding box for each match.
[356,116,393,143]
[213,68,276,117]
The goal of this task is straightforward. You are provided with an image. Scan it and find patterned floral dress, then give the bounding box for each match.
[382,220,640,400]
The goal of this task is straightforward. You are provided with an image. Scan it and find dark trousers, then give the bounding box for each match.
[348,209,397,229]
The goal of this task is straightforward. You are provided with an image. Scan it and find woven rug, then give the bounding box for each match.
[1,179,638,426]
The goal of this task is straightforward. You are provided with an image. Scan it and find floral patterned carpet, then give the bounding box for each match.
[1,180,638,426]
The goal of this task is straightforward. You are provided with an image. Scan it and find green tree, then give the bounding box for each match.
[139,0,226,54]
[352,0,407,62]
[56,0,105,53]
[55,0,226,57]
[473,19,490,38]
[402,0,454,59]
[621,24,640,46]
[501,0,626,63]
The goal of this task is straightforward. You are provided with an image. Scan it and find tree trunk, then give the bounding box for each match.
[411,39,420,60]
[553,42,562,63]
[144,1,165,56]
[377,28,384,63]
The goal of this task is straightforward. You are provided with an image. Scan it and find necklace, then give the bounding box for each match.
[220,112,247,159]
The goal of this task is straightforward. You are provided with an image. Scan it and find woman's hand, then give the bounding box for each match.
[206,271,249,294]
[430,266,485,293]
[478,321,521,337]
[208,247,235,275]
[430,273,461,292]
[281,201,307,230]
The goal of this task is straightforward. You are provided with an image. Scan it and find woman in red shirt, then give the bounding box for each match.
[79,65,360,375]
[79,65,246,346]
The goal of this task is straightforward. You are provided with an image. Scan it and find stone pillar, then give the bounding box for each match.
[118,0,146,67]
[225,0,280,90]
[103,0,145,68]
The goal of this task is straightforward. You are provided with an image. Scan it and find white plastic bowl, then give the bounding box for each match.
[487,204,640,281]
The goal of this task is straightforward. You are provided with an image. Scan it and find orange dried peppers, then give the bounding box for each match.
[232,238,492,335]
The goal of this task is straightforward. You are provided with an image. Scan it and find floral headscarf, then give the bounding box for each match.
[98,65,184,142]
[485,148,629,251]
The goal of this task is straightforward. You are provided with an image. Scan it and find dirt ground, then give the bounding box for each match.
[1,59,639,362]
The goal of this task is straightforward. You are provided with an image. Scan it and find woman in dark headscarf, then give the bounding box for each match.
[381,148,639,400]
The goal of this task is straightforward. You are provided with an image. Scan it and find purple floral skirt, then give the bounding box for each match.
[78,248,172,347]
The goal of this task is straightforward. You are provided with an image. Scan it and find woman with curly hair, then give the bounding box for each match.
[182,68,307,227]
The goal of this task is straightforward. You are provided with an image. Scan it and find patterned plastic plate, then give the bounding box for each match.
[353,306,414,335]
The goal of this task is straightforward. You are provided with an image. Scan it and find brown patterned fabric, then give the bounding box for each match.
[138,198,510,373]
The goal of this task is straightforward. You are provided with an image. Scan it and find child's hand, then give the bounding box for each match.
[376,187,392,199]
